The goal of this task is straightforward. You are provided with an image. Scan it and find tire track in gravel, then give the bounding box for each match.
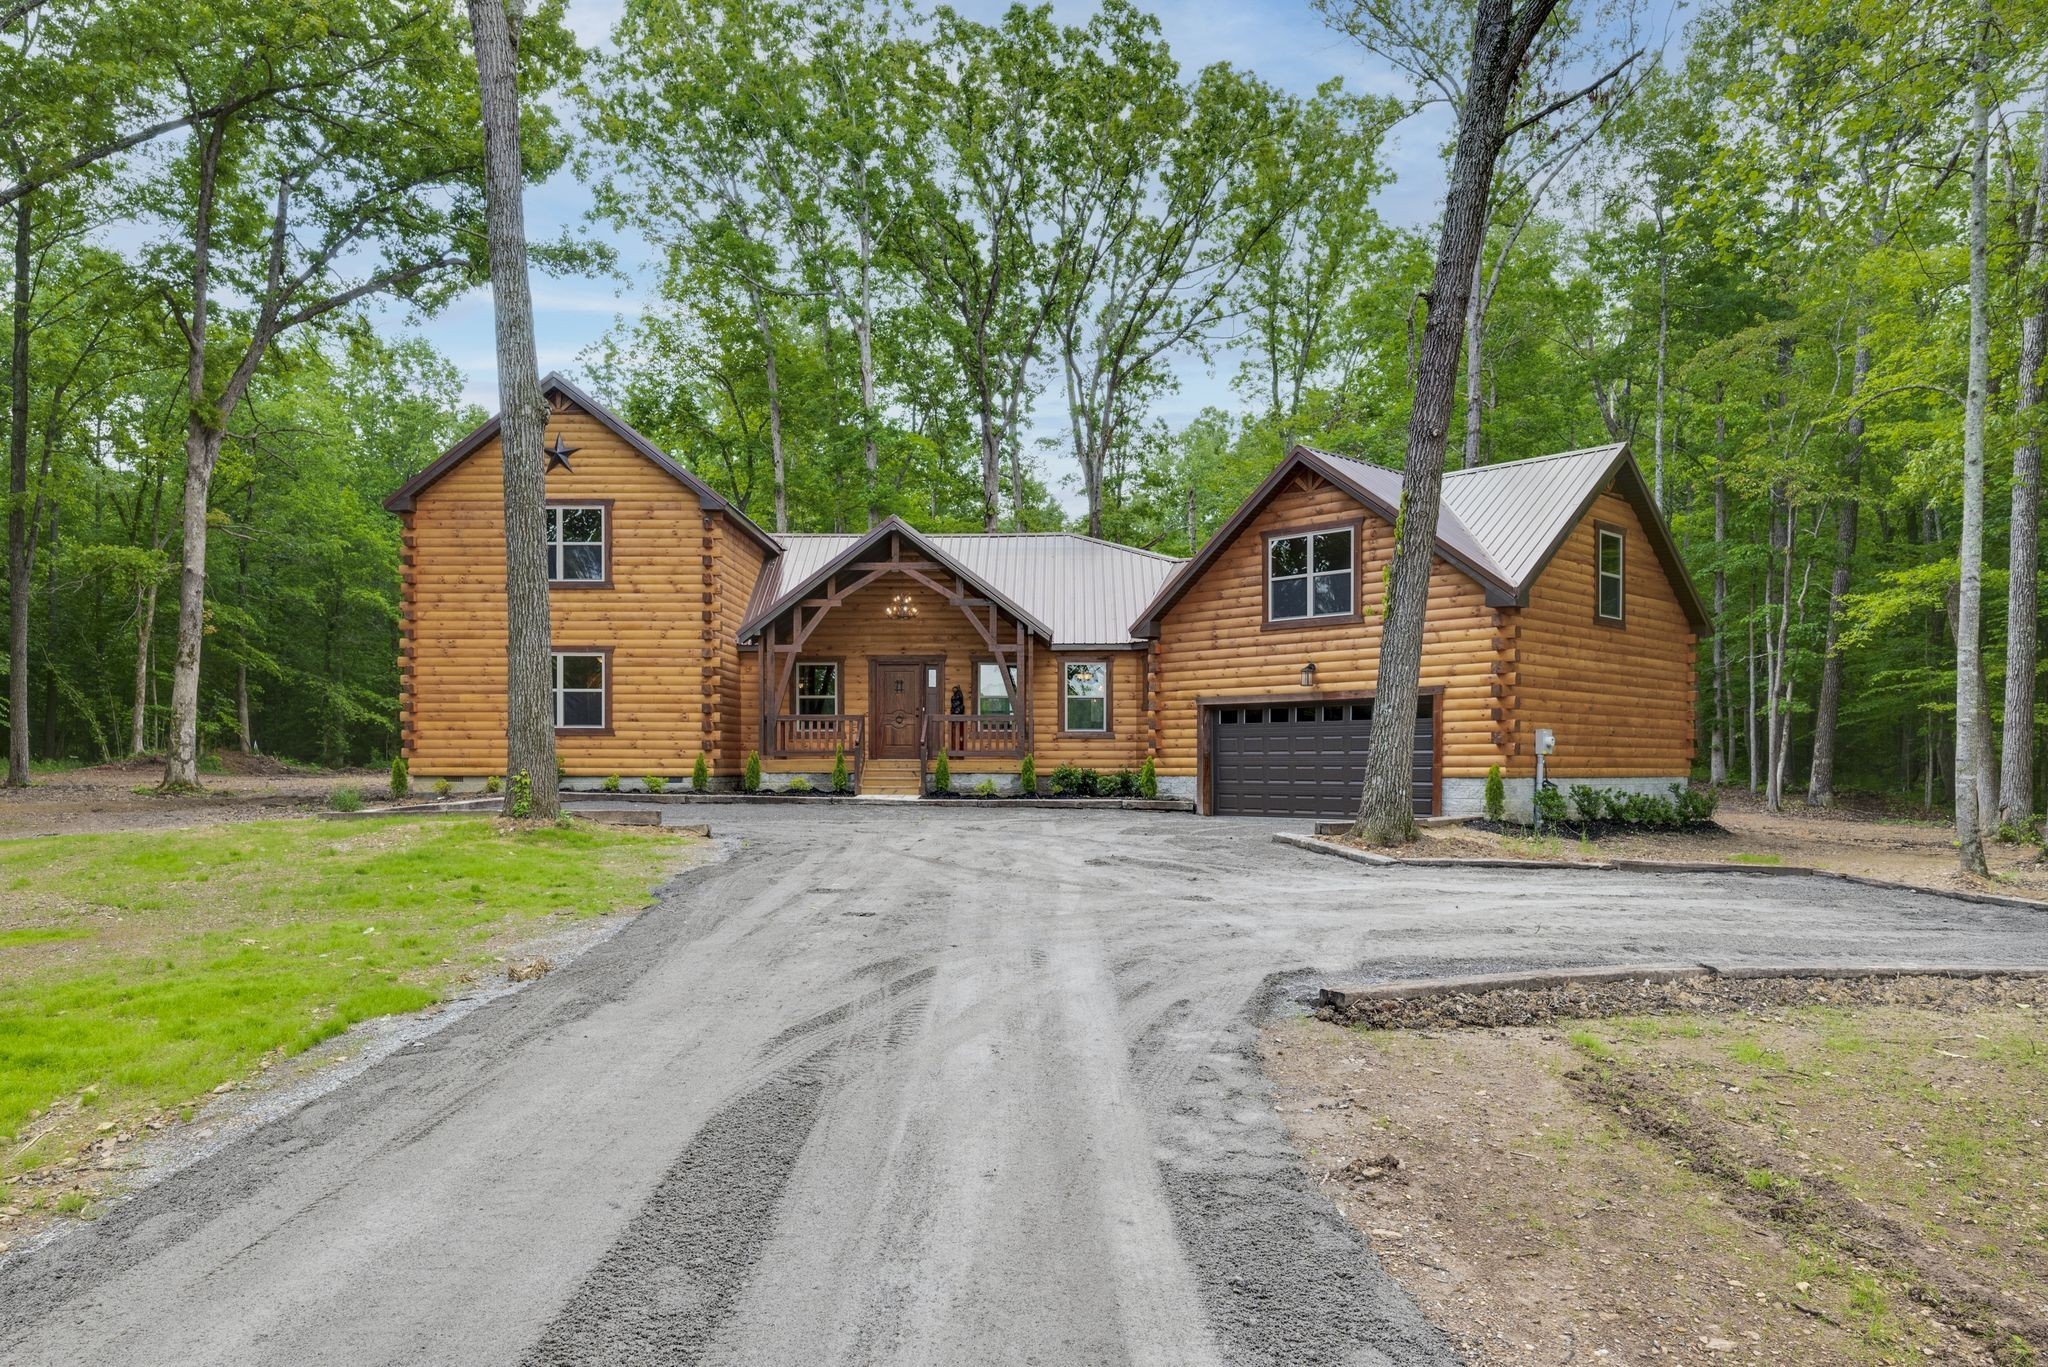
[521,1053,838,1367]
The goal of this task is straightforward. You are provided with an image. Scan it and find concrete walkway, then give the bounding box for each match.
[4,806,2045,1366]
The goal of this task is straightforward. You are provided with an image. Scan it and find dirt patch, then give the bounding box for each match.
[1264,982,2048,1365]
[0,756,388,839]
[1374,791,2048,901]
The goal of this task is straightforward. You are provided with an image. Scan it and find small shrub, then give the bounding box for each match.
[1019,753,1037,795]
[974,778,998,798]
[329,786,363,813]
[1138,756,1158,800]
[785,776,814,793]
[1568,784,1602,824]
[644,774,667,794]
[432,777,452,798]
[1049,762,1101,798]
[1673,783,1719,825]
[603,773,621,793]
[1103,768,1139,798]
[1483,764,1505,822]
[692,753,710,793]
[510,770,533,819]
[933,750,951,794]
[484,774,502,795]
[831,745,851,794]
[390,755,409,801]
[742,750,761,793]
[555,761,567,788]
[1532,782,1567,827]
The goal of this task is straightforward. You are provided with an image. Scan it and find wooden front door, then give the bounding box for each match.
[871,661,933,758]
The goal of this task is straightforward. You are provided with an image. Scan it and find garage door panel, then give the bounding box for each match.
[1210,701,1434,818]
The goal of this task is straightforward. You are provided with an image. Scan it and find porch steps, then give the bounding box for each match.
[860,758,925,796]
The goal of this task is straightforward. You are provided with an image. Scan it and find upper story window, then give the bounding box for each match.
[1268,527,1354,622]
[1596,526,1625,622]
[1063,661,1108,733]
[975,661,1018,716]
[553,652,607,730]
[546,505,606,583]
[795,662,839,715]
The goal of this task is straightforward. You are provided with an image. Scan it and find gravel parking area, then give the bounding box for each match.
[3,804,2046,1366]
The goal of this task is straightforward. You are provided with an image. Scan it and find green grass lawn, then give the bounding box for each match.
[0,816,694,1184]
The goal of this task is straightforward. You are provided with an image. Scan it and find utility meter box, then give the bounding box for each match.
[1534,728,1556,756]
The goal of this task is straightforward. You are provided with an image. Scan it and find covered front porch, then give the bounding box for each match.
[739,520,1050,792]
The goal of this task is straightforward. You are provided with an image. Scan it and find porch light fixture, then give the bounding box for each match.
[1299,661,1316,688]
[885,593,918,620]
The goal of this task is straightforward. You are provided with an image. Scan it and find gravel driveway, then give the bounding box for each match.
[4,805,2045,1366]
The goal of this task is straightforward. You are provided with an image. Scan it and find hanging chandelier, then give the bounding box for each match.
[884,593,918,619]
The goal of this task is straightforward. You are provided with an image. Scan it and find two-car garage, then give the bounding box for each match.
[1206,696,1437,818]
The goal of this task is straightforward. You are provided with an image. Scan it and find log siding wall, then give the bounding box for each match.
[1149,473,1506,791]
[400,402,717,778]
[1503,488,1697,779]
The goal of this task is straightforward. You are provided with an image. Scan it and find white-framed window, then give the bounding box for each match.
[546,505,606,582]
[1062,661,1108,733]
[795,662,839,716]
[1596,527,1625,621]
[1268,527,1354,621]
[976,661,1018,716]
[553,652,606,729]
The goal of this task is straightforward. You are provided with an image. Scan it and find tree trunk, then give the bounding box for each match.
[1710,472,1728,786]
[749,293,789,534]
[1460,249,1483,470]
[1652,245,1668,509]
[1955,25,1990,875]
[1999,80,2048,835]
[236,663,254,754]
[1352,0,1558,844]
[130,581,155,756]
[1746,585,1759,794]
[39,503,57,758]
[159,119,227,792]
[6,192,28,785]
[469,0,559,820]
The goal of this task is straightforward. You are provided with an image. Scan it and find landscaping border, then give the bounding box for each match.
[1272,829,2048,912]
[1316,961,2048,1015]
[332,792,1194,819]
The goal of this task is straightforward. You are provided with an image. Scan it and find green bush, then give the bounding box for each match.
[329,786,363,813]
[1103,768,1139,798]
[554,761,566,788]
[484,774,502,795]
[831,745,851,794]
[1019,753,1036,796]
[974,778,998,798]
[1556,782,1718,830]
[603,773,621,793]
[742,750,761,793]
[432,777,452,798]
[1483,764,1505,822]
[1049,762,1101,797]
[643,774,666,794]
[692,753,710,793]
[510,770,533,819]
[1532,783,1567,826]
[786,776,814,793]
[933,750,951,794]
[1138,756,1158,800]
[389,756,409,801]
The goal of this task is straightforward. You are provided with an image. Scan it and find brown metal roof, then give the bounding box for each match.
[741,519,1183,649]
[382,374,782,557]
[1133,441,1708,635]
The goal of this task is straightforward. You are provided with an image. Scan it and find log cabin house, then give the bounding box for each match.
[387,375,1707,818]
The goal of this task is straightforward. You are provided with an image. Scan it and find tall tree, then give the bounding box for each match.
[1330,0,1636,843]
[1999,84,2047,836]
[1953,0,1991,874]
[468,0,559,819]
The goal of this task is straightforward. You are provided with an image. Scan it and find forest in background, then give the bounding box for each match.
[0,0,2043,826]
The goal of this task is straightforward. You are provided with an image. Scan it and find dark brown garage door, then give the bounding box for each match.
[1209,698,1434,818]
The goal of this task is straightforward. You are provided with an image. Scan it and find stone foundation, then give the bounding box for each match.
[1440,775,1692,824]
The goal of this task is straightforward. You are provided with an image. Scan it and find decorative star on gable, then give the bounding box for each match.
[544,433,579,473]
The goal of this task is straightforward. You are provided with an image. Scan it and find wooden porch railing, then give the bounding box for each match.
[766,714,865,789]
[932,715,1029,758]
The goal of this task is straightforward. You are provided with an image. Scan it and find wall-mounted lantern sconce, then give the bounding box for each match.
[1299,661,1316,688]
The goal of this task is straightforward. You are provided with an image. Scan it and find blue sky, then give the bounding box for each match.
[390,0,1662,507]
